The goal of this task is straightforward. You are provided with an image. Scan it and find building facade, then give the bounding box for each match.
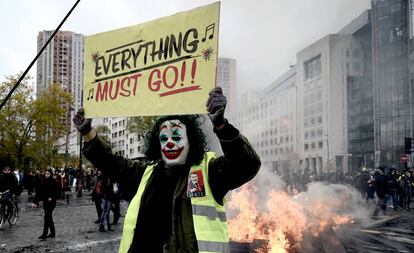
[297,35,365,173]
[372,0,413,167]
[232,67,297,173]
[339,10,376,171]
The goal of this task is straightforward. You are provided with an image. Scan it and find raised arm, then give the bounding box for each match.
[206,87,261,204]
[73,108,147,200]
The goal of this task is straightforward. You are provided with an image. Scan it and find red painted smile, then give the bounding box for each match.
[162,147,184,160]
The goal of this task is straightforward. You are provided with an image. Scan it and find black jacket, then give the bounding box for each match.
[0,172,18,195]
[33,177,61,205]
[83,122,261,253]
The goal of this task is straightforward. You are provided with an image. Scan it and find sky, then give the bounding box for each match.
[0,0,371,95]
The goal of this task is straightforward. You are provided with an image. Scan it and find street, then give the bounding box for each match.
[0,190,125,253]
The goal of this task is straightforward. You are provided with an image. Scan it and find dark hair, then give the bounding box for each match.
[144,115,207,166]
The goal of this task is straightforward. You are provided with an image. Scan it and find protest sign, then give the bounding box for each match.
[83,2,220,117]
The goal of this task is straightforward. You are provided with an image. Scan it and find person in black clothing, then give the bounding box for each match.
[373,169,389,216]
[91,170,103,223]
[99,174,114,232]
[387,167,399,210]
[32,169,61,240]
[0,166,19,212]
[111,181,122,225]
[25,171,35,196]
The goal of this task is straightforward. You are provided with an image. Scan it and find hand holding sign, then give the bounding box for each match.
[73,108,93,135]
[207,87,227,128]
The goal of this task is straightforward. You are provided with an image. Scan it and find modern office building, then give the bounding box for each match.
[371,0,413,167]
[339,10,376,171]
[296,34,365,173]
[232,67,297,173]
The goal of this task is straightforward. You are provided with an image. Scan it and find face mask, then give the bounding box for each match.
[159,119,190,168]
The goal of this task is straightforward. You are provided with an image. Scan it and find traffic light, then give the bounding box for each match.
[405,137,413,154]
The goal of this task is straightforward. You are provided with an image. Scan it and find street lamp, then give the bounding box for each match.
[65,107,75,168]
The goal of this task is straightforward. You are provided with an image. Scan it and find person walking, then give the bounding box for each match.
[399,170,413,210]
[91,170,103,223]
[373,169,389,216]
[32,169,61,240]
[387,167,399,210]
[99,174,114,232]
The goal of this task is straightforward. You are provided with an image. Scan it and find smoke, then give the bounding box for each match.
[227,164,374,250]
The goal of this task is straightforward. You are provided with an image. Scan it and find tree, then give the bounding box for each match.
[30,84,73,169]
[0,74,35,170]
[128,116,156,140]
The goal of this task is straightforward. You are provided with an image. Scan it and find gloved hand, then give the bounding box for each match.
[73,108,92,135]
[206,87,227,127]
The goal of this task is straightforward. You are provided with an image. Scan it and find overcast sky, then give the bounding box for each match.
[0,0,371,95]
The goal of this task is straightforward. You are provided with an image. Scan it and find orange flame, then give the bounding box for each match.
[228,182,352,252]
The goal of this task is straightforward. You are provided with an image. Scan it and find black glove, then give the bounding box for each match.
[206,87,227,127]
[73,108,92,135]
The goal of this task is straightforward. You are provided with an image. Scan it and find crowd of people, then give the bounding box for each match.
[0,164,124,239]
[281,166,414,216]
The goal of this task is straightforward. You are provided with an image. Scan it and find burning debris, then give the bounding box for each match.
[227,173,370,253]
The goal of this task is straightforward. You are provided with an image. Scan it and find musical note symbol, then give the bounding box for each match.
[87,88,94,100]
[201,23,215,42]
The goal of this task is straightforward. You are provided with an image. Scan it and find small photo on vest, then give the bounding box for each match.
[187,170,206,198]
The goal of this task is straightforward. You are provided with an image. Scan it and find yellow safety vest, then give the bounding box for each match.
[119,152,230,253]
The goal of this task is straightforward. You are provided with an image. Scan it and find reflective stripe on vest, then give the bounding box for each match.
[192,204,227,222]
[198,240,230,253]
[118,152,229,253]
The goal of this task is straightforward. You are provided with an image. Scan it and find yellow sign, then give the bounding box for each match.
[83,2,220,117]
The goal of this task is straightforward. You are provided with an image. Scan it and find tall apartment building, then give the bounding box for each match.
[372,0,413,167]
[217,58,237,116]
[36,30,84,158]
[339,10,376,171]
[36,31,84,111]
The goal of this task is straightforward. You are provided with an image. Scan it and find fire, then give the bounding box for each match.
[228,182,353,252]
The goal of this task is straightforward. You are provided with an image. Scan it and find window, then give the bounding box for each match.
[311,143,315,149]
[304,55,321,79]
[318,142,323,149]
[318,116,322,124]
[304,143,309,151]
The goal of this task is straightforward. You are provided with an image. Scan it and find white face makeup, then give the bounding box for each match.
[159,120,190,167]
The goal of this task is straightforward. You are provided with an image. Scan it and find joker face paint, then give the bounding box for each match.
[159,119,190,167]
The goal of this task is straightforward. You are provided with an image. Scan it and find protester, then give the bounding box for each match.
[99,173,115,232]
[399,170,412,210]
[387,167,399,210]
[73,87,261,252]
[373,169,389,216]
[32,169,61,240]
[111,181,122,225]
[91,170,103,223]
[0,166,19,212]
